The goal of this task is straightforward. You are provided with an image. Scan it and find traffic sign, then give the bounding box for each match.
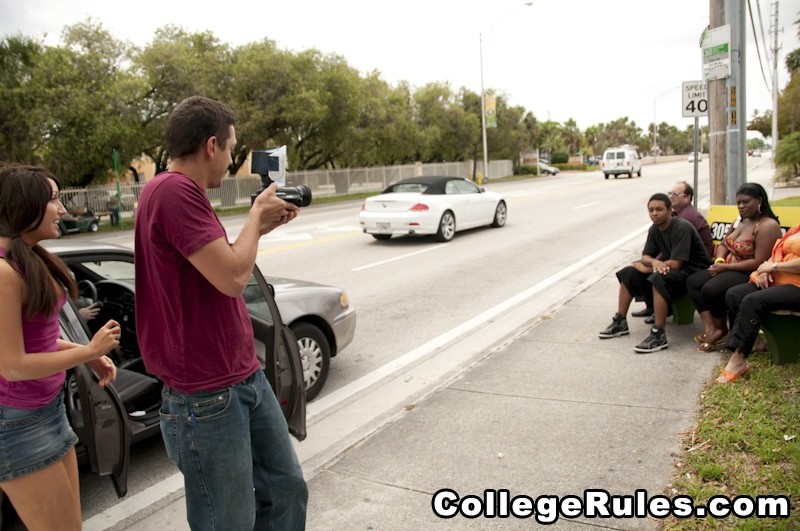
[682,80,708,118]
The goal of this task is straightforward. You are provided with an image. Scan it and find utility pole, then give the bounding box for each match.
[771,1,780,162]
[709,0,727,204]
[725,0,746,203]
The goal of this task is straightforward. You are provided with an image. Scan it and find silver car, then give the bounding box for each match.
[268,277,356,400]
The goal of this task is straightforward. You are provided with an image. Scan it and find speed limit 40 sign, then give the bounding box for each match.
[682,80,708,117]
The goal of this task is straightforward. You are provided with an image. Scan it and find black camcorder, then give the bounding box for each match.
[250,147,312,207]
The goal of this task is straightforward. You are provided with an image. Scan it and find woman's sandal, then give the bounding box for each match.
[716,366,749,384]
[694,333,707,344]
[697,332,727,353]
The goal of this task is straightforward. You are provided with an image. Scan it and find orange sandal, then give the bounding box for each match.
[716,366,749,384]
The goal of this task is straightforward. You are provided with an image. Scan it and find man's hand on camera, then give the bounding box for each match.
[253,183,299,234]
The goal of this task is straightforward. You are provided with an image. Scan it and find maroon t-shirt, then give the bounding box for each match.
[134,172,260,394]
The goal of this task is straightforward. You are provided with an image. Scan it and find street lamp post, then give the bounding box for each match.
[479,2,532,182]
[480,31,489,183]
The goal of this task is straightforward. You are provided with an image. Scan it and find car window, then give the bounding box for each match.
[451,180,480,194]
[445,181,460,194]
[78,260,135,282]
[243,273,274,325]
[615,152,625,159]
[390,183,428,193]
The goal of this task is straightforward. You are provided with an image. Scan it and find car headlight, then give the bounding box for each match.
[340,292,350,309]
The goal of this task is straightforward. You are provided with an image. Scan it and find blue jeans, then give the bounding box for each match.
[160,370,307,530]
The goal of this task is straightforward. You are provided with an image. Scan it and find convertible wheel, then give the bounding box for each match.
[292,322,330,401]
[434,211,455,242]
[372,234,392,241]
[490,201,507,228]
[88,221,99,232]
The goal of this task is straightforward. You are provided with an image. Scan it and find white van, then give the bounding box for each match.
[601,146,642,179]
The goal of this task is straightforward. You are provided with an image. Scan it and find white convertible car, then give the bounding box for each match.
[359,176,507,242]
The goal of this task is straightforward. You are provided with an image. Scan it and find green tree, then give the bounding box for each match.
[134,26,234,174]
[748,109,772,138]
[562,118,583,156]
[36,21,141,186]
[0,36,46,164]
[775,131,800,177]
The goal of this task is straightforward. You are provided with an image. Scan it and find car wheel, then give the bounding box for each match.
[637,169,642,177]
[292,322,330,401]
[435,211,455,242]
[88,221,99,232]
[604,173,609,180]
[490,201,507,228]
[372,234,392,241]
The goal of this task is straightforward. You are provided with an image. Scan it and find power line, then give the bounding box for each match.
[747,0,772,93]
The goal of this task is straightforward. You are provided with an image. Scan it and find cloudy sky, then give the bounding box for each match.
[1,0,798,135]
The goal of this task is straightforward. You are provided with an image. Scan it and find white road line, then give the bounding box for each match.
[83,223,650,530]
[351,244,447,272]
[574,200,600,210]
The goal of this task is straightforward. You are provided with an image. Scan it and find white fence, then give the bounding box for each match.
[60,159,514,215]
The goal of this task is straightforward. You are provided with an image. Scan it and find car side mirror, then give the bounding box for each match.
[479,187,486,193]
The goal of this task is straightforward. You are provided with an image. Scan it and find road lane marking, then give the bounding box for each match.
[351,245,447,272]
[574,200,600,209]
[257,230,361,255]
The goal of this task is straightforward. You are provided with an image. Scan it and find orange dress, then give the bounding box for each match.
[748,225,800,287]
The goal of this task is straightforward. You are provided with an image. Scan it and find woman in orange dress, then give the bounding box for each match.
[716,224,800,383]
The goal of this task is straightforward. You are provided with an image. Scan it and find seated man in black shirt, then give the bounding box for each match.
[599,193,711,353]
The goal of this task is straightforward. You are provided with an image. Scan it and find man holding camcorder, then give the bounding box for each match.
[134,95,307,530]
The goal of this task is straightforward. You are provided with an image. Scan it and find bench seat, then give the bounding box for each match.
[761,311,800,365]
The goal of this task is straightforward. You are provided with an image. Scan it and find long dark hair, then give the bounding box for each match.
[737,182,779,224]
[0,163,76,318]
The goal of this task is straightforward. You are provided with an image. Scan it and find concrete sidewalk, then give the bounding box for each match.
[90,179,799,530]
[108,270,722,530]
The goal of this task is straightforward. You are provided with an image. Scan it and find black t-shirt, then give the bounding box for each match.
[643,217,710,275]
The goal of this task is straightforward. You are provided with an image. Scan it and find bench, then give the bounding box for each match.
[760,311,800,365]
[705,205,800,364]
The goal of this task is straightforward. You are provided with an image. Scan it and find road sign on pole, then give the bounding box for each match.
[701,24,731,81]
[682,80,708,117]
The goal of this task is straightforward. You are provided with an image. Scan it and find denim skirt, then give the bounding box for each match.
[0,392,79,482]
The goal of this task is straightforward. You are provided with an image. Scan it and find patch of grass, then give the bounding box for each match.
[772,197,800,207]
[661,351,800,529]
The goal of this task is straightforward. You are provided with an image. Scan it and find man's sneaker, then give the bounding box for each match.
[634,327,669,353]
[598,314,629,339]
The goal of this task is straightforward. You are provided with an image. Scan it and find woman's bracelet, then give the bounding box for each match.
[714,257,725,264]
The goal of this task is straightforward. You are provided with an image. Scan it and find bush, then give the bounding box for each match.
[514,165,537,175]
[551,152,569,164]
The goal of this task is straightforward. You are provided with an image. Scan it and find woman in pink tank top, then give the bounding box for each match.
[0,164,122,530]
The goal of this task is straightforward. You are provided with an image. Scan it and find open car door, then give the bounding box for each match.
[244,268,307,441]
[60,300,132,497]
